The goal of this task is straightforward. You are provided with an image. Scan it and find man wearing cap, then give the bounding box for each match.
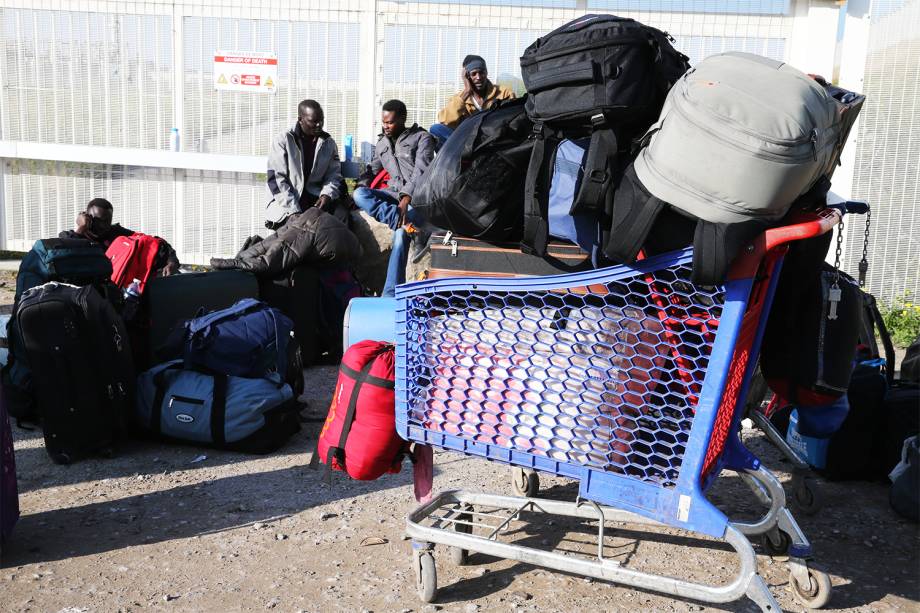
[429,55,516,146]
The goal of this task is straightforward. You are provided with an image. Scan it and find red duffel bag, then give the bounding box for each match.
[105,232,163,292]
[310,340,407,480]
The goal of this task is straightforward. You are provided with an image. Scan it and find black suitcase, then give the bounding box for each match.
[430,231,593,279]
[259,266,322,366]
[15,283,134,464]
[140,270,259,369]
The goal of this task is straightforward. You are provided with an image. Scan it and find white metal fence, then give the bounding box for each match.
[0,0,916,304]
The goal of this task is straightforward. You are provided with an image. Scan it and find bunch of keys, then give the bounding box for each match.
[827,283,842,320]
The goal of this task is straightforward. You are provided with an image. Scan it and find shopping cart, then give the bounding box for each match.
[395,207,847,610]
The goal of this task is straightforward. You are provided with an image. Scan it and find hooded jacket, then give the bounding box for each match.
[210,207,361,276]
[437,82,516,129]
[265,123,343,226]
[357,124,435,200]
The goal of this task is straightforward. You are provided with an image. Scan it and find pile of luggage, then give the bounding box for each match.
[1,232,360,464]
[413,15,864,286]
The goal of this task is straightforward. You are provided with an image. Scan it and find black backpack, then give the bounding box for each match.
[519,14,689,255]
[412,97,533,241]
[760,226,864,406]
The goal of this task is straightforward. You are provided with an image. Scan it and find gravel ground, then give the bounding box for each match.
[2,270,918,612]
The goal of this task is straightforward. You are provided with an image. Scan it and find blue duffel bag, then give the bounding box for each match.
[169,298,294,378]
[136,360,299,453]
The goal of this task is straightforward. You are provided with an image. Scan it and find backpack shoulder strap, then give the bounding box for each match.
[571,117,617,217]
[690,221,729,286]
[863,293,896,385]
[521,124,559,256]
[603,170,666,264]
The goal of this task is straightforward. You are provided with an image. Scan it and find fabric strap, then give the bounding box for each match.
[571,126,617,217]
[604,188,666,264]
[521,124,558,256]
[209,374,229,446]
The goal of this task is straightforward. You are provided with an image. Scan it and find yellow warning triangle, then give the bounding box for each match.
[265,76,274,88]
[217,74,228,84]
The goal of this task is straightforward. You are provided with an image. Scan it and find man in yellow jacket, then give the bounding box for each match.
[429,55,516,146]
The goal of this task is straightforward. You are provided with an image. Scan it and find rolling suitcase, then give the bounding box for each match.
[141,270,259,369]
[15,282,134,464]
[430,231,593,279]
[1,381,19,543]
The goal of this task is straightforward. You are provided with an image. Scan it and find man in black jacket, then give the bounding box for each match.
[60,198,180,275]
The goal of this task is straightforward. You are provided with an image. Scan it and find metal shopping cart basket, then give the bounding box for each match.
[395,208,847,611]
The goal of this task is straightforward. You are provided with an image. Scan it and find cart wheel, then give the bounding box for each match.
[793,478,823,516]
[511,468,540,497]
[415,551,438,603]
[762,529,792,556]
[450,510,472,566]
[789,566,832,609]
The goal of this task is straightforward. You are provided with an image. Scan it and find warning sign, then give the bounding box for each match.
[214,51,277,93]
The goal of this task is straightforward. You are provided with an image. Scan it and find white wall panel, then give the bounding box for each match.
[843,0,920,304]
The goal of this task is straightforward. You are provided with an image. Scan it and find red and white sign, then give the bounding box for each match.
[214,51,277,93]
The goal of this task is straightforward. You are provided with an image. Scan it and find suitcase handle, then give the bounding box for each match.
[540,14,630,39]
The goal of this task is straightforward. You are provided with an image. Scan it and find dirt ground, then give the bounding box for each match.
[2,269,919,613]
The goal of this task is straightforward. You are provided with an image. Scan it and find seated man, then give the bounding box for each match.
[265,99,346,230]
[430,55,516,146]
[354,99,435,297]
[60,197,180,275]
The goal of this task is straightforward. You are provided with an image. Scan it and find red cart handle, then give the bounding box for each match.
[728,208,842,280]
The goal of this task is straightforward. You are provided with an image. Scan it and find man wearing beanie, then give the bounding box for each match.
[430,55,515,146]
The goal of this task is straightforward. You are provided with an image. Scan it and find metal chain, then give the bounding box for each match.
[833,217,844,287]
[858,205,872,287]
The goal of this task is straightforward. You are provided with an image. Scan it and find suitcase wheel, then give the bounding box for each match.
[50,451,73,465]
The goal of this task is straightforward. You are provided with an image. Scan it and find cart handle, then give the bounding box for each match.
[727,207,842,280]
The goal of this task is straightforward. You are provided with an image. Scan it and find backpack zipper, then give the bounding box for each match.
[522,34,651,65]
[671,92,820,163]
[169,395,205,407]
[679,82,825,153]
[638,152,780,220]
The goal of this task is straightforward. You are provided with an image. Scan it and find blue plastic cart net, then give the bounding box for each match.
[401,260,725,488]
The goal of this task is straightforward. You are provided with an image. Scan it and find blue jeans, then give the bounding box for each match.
[353,187,423,297]
[429,123,454,149]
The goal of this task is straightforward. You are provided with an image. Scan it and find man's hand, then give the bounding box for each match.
[398,195,411,227]
[460,68,474,101]
[75,212,90,235]
[314,194,331,210]
[161,261,180,277]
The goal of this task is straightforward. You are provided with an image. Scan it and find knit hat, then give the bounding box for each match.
[462,54,487,73]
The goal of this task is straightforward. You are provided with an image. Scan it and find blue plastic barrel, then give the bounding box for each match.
[342,297,396,350]
[786,410,832,469]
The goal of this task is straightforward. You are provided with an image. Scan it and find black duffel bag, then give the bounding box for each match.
[412,97,532,242]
